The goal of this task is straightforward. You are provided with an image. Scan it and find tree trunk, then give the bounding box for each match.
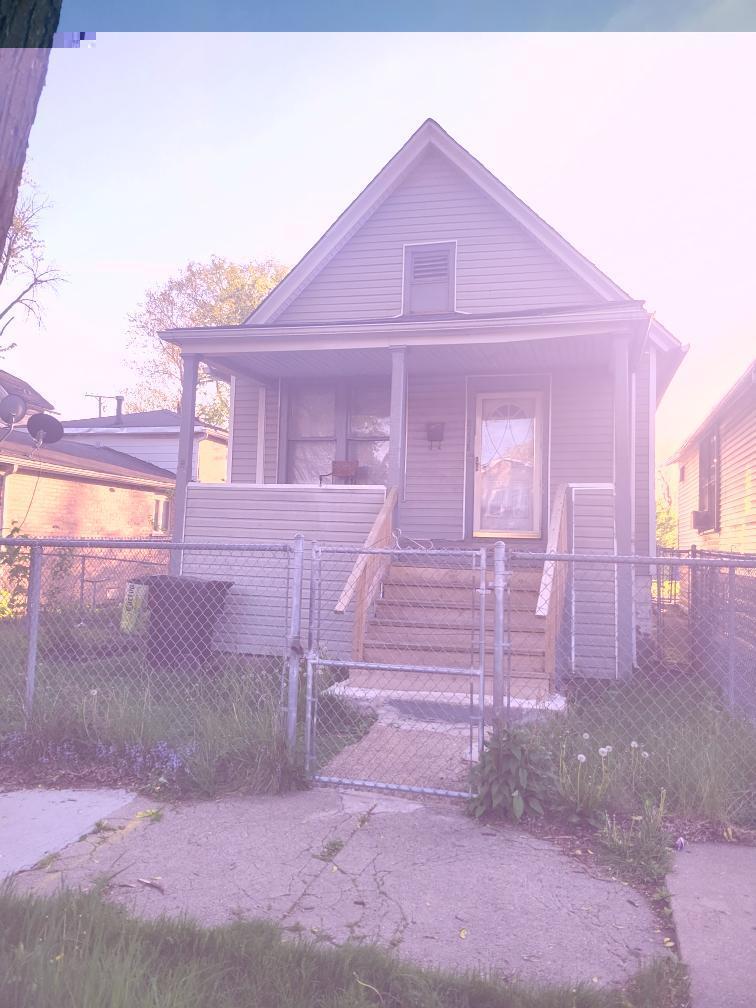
[0,0,62,254]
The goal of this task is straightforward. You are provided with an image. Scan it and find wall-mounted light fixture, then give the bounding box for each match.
[426,421,445,450]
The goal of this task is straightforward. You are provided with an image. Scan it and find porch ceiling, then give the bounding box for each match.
[208,331,617,382]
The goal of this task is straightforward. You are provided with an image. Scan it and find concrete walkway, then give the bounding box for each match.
[669,843,756,1008]
[0,788,134,879]
[13,788,662,988]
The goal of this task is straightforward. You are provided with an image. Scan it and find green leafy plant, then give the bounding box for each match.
[0,525,30,619]
[468,727,554,821]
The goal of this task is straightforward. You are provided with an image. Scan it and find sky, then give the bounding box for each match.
[6,31,756,465]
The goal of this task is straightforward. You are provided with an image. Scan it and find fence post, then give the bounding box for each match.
[726,565,737,709]
[304,542,322,776]
[24,544,43,721]
[477,547,487,756]
[285,534,305,757]
[492,541,507,730]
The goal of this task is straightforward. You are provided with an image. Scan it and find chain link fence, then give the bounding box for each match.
[0,538,296,793]
[1,535,755,822]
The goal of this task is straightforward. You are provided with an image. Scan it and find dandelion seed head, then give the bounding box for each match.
[577,753,587,763]
[89,689,98,696]
[605,746,613,754]
[598,747,608,757]
[582,733,590,741]
[641,751,649,759]
[630,740,639,749]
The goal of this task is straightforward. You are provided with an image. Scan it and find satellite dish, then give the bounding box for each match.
[0,394,27,425]
[27,412,64,446]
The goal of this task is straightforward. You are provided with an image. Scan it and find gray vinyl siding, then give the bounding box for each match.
[229,377,279,483]
[570,485,617,678]
[677,391,756,554]
[181,484,385,656]
[401,373,467,539]
[549,370,614,493]
[275,148,599,323]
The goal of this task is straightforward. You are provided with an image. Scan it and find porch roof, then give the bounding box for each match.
[162,301,684,397]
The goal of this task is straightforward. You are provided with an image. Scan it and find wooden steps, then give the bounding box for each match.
[358,560,550,693]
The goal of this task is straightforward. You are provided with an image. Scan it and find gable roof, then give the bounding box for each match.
[0,368,55,413]
[0,430,175,485]
[63,408,227,436]
[668,358,756,463]
[247,118,630,326]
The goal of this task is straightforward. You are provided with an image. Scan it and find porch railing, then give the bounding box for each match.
[333,486,398,659]
[536,483,569,688]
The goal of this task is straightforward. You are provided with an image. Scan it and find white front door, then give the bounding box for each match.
[473,392,543,538]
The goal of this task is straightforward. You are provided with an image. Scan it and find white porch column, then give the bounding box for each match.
[613,337,633,678]
[387,346,407,519]
[171,353,199,573]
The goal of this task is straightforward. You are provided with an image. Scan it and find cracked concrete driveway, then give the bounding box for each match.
[14,788,661,987]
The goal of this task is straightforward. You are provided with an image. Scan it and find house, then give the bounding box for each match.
[669,358,755,555]
[62,403,228,484]
[0,428,175,539]
[0,368,55,422]
[161,119,686,693]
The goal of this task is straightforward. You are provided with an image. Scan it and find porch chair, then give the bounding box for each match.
[319,459,360,486]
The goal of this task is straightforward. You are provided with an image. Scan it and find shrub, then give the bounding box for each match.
[468,727,554,821]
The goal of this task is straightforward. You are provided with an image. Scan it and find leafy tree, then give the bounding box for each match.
[0,178,62,354]
[125,256,288,427]
[655,469,677,549]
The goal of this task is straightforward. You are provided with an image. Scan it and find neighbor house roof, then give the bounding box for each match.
[0,368,55,413]
[63,409,228,437]
[668,358,756,463]
[0,430,175,487]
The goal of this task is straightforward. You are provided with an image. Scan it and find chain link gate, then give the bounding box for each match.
[302,544,489,798]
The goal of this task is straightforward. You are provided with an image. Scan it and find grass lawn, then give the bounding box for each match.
[0,608,375,796]
[0,887,689,1008]
[532,674,756,827]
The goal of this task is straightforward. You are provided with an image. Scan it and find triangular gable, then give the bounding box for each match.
[247,119,628,326]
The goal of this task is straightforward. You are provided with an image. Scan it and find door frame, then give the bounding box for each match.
[463,374,551,541]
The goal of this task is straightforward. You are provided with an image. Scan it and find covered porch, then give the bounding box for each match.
[166,302,662,557]
[161,303,669,686]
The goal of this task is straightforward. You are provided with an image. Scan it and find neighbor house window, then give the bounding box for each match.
[403,241,455,315]
[152,497,170,533]
[286,380,390,485]
[697,427,719,531]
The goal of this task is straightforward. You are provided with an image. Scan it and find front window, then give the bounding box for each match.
[286,386,337,483]
[347,382,390,484]
[286,380,390,485]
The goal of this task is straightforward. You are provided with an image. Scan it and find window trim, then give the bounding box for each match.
[401,240,456,315]
[152,496,171,535]
[697,426,720,533]
[284,378,390,485]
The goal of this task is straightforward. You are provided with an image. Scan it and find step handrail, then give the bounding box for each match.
[536,484,569,688]
[333,486,398,616]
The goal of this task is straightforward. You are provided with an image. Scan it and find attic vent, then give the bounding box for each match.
[412,250,450,283]
[404,241,455,315]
